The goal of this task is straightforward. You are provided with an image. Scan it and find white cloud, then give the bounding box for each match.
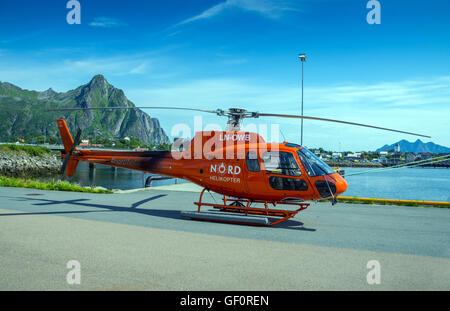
[128,62,150,74]
[0,47,447,151]
[127,76,450,150]
[177,0,301,25]
[89,17,127,28]
[70,57,150,76]
[0,52,170,92]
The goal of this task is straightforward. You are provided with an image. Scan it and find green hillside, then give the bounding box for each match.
[0,75,169,145]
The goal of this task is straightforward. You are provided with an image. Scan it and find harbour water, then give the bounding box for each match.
[342,167,450,202]
[70,162,450,202]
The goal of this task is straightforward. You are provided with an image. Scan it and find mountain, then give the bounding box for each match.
[0,75,169,145]
[376,139,450,154]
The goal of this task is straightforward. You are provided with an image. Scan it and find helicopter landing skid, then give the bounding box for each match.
[189,188,309,226]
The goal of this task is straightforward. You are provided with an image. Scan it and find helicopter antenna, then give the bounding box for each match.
[279,128,287,142]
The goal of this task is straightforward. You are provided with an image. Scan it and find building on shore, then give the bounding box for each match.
[405,152,417,163]
[332,152,343,161]
[419,152,433,160]
[391,151,403,165]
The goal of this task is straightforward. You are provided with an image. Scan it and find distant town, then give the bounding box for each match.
[7,135,171,152]
[309,143,450,168]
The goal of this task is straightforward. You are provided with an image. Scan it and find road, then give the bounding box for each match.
[0,185,449,290]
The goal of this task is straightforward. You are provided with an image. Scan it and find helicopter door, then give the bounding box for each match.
[244,151,266,195]
[261,151,310,195]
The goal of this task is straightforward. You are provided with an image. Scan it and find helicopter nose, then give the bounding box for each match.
[334,173,348,195]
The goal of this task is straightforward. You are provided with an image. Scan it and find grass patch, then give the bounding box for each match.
[0,144,51,157]
[0,175,112,194]
[361,200,374,204]
[335,197,448,208]
[404,202,420,207]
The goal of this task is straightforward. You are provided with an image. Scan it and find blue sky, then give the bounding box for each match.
[0,0,449,151]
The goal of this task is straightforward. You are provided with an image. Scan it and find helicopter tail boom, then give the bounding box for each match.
[56,119,176,177]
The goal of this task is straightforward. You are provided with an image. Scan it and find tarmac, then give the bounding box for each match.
[0,183,449,290]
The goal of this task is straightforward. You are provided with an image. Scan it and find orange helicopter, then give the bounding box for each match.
[52,107,430,226]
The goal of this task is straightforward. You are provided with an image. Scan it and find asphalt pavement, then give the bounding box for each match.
[0,186,449,290]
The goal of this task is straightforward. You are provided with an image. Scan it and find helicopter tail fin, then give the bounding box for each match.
[57,119,75,154]
[56,119,80,177]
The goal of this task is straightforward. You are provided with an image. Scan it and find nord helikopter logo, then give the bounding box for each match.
[210,163,242,175]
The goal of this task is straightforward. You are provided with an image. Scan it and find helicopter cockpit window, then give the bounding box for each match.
[269,177,308,191]
[246,151,260,172]
[297,149,335,177]
[262,151,301,176]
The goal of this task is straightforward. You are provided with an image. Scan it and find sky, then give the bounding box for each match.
[0,0,449,151]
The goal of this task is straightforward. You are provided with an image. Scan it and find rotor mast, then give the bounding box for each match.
[220,108,260,131]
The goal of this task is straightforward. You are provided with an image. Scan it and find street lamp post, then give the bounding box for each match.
[298,53,307,146]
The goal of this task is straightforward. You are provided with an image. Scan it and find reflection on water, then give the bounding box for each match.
[69,162,450,202]
[70,162,186,190]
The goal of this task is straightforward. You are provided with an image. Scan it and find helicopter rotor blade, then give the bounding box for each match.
[61,128,82,174]
[47,106,219,114]
[257,113,431,138]
[47,106,430,138]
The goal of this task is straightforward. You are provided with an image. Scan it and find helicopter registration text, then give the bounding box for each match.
[219,133,251,142]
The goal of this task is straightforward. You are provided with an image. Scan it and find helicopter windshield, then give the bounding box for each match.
[297,149,335,177]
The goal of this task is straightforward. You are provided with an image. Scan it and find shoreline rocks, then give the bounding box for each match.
[0,151,62,178]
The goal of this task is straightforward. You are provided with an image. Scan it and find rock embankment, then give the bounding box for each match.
[0,151,62,178]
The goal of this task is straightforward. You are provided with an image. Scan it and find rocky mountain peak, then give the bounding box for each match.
[38,87,57,100]
[81,74,110,99]
[376,139,450,154]
[0,76,170,145]
[89,74,107,86]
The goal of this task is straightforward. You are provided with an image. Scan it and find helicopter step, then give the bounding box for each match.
[180,211,270,226]
[188,188,310,226]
